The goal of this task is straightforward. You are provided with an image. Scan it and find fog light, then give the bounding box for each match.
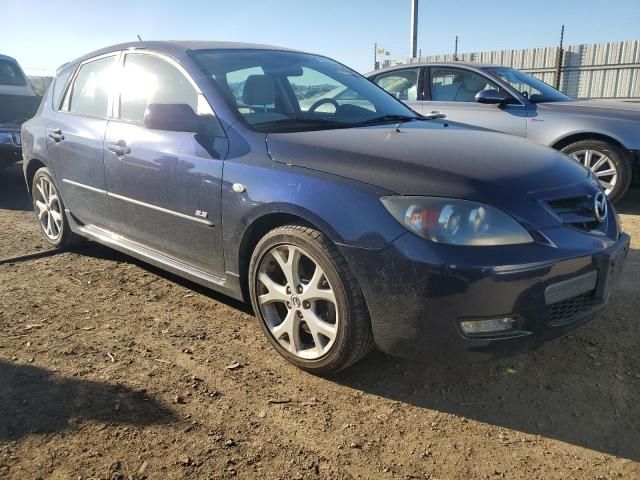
[460,317,516,336]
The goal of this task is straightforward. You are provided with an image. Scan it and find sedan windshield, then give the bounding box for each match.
[193,49,419,132]
[485,67,571,103]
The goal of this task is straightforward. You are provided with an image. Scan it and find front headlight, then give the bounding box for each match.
[381,196,533,246]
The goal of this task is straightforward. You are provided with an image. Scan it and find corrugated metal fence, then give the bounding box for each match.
[405,40,640,100]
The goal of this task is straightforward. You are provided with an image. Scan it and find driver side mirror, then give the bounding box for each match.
[475,89,510,105]
[144,103,202,133]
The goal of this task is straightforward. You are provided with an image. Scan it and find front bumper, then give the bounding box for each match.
[341,227,630,363]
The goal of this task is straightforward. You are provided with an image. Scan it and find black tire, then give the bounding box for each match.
[248,225,374,374]
[560,139,632,203]
[31,167,82,249]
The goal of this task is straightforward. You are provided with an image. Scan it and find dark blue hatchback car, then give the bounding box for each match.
[22,41,630,373]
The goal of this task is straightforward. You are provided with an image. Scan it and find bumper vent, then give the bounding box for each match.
[545,271,601,326]
[546,291,599,326]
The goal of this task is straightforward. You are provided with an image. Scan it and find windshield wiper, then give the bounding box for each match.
[353,114,418,126]
[252,117,351,131]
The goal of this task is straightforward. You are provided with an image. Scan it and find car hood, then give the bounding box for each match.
[266,120,594,228]
[537,99,640,122]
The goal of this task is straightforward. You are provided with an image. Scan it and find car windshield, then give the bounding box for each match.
[485,67,571,103]
[193,49,419,132]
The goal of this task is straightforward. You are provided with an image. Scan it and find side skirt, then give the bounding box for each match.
[67,213,244,302]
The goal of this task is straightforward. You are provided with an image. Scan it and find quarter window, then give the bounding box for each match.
[374,68,420,101]
[53,66,74,110]
[430,68,499,102]
[119,54,200,124]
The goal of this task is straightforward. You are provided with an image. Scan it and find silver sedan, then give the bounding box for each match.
[367,63,640,202]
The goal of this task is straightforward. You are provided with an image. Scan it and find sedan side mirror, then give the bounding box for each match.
[475,89,510,105]
[144,103,202,133]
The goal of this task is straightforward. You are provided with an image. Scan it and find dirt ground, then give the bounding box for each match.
[0,162,639,480]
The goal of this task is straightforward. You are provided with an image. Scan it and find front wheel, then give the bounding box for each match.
[560,140,632,203]
[248,225,374,374]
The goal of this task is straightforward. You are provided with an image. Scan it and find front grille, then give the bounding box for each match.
[546,290,600,326]
[546,195,601,232]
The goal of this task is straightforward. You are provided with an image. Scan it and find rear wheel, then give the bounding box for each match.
[560,140,632,203]
[248,225,374,374]
[32,167,82,249]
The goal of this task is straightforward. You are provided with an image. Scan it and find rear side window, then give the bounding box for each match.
[0,59,27,86]
[67,56,117,117]
[119,53,199,123]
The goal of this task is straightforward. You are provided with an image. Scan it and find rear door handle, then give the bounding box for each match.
[107,140,131,157]
[48,129,64,142]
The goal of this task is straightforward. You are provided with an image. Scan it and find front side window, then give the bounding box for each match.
[67,56,117,117]
[194,49,417,132]
[430,68,498,102]
[374,68,420,101]
[486,67,571,103]
[0,60,27,87]
[119,53,200,123]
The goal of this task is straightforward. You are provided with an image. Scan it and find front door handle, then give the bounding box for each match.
[48,129,65,142]
[107,140,131,157]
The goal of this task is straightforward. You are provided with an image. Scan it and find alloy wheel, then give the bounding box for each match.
[34,176,63,241]
[257,244,339,360]
[569,149,618,195]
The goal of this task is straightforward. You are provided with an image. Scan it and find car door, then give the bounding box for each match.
[371,67,424,114]
[46,53,118,228]
[425,67,528,137]
[103,51,228,276]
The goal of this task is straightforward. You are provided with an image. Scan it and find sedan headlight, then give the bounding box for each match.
[381,196,533,246]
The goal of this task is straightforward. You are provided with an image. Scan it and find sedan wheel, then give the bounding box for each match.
[568,149,617,195]
[561,140,632,203]
[249,225,374,374]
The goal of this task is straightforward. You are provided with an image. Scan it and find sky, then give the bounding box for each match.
[4,0,640,76]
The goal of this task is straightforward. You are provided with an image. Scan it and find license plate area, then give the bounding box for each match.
[596,238,630,301]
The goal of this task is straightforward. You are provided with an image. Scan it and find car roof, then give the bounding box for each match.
[366,61,503,77]
[60,40,301,74]
[0,53,19,63]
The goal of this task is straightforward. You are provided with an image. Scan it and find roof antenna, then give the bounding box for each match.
[137,35,143,42]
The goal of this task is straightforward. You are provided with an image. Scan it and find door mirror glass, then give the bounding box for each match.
[475,89,509,105]
[143,103,201,132]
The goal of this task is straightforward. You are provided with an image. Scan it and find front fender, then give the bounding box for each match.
[221,158,406,278]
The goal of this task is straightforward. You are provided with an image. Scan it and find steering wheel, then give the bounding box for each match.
[308,98,340,113]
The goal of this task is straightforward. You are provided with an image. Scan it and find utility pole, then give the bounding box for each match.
[454,36,459,61]
[374,42,378,70]
[555,25,565,90]
[410,0,419,59]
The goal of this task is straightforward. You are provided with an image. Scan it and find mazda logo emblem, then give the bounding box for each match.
[594,192,608,223]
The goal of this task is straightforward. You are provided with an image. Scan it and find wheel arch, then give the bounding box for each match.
[551,132,638,184]
[24,157,48,197]
[236,209,340,303]
[551,131,629,151]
